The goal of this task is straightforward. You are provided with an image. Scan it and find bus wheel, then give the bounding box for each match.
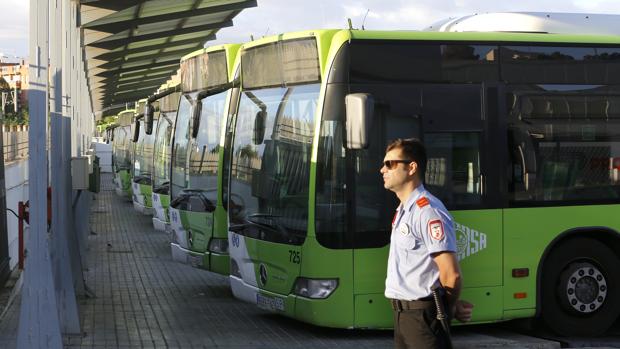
[542,238,620,336]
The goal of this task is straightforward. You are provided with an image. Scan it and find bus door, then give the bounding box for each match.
[421,84,503,322]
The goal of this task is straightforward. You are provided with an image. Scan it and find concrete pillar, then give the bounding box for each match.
[49,0,81,335]
[17,0,63,346]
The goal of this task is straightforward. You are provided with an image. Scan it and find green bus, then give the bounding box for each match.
[131,99,157,214]
[113,109,135,198]
[151,83,181,232]
[169,44,240,274]
[227,29,620,335]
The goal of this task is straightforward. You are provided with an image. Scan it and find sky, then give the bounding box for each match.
[1,0,620,58]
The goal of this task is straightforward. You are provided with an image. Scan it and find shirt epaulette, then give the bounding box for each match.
[416,197,430,208]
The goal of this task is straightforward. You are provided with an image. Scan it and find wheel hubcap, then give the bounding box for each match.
[566,263,607,313]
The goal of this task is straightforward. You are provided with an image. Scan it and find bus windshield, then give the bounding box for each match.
[133,119,155,180]
[171,95,192,200]
[153,112,173,190]
[229,83,319,245]
[117,125,132,170]
[186,90,228,210]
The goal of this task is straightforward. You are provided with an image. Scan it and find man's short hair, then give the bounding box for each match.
[386,138,427,179]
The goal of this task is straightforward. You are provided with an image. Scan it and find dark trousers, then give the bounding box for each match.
[393,306,451,349]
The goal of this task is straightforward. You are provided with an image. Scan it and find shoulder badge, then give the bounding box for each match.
[416,197,430,208]
[428,219,445,241]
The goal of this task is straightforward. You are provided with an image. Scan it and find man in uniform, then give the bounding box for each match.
[381,138,473,348]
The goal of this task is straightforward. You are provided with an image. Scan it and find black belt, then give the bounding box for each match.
[390,297,435,311]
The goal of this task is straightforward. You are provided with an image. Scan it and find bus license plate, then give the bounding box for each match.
[256,293,285,312]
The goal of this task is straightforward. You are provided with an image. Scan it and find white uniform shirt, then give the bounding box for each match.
[384,184,456,301]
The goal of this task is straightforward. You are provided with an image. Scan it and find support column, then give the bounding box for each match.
[50,0,81,334]
[17,0,63,347]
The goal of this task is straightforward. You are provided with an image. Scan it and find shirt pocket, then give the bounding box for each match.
[397,233,420,250]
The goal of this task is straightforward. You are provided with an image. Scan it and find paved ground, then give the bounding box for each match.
[0,173,603,348]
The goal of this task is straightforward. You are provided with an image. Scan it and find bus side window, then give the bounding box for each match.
[424,131,482,207]
[508,127,538,201]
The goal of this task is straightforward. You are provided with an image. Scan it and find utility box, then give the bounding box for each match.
[89,155,101,193]
[71,157,89,190]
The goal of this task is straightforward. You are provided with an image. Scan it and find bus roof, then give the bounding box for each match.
[180,43,241,62]
[343,29,620,45]
[180,43,241,92]
[425,12,620,36]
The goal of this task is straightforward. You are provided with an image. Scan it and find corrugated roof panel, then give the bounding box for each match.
[80,0,256,114]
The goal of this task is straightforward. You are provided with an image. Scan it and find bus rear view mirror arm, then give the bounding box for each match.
[345,93,374,149]
[132,120,140,143]
[144,103,155,135]
[191,101,202,139]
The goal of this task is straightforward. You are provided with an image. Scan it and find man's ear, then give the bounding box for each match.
[408,161,418,176]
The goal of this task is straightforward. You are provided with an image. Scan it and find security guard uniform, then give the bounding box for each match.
[385,184,456,349]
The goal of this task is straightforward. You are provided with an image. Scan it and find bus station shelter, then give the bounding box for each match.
[16,1,255,347]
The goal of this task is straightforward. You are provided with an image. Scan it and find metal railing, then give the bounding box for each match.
[3,130,29,162]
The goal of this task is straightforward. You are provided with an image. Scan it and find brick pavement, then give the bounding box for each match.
[0,174,393,348]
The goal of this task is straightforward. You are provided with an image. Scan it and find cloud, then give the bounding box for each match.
[3,0,620,57]
[210,0,620,47]
[0,0,28,56]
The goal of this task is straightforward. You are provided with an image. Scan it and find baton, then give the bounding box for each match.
[432,288,453,349]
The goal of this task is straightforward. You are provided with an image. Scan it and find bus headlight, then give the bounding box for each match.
[293,278,338,299]
[208,238,229,254]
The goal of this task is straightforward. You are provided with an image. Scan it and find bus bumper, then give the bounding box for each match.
[230,276,289,314]
[115,187,127,197]
[152,216,167,232]
[132,196,153,215]
[170,243,204,268]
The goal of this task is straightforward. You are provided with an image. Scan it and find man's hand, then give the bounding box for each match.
[454,300,474,322]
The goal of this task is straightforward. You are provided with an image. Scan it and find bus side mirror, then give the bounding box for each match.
[191,101,202,139]
[144,104,154,135]
[132,120,140,143]
[345,93,374,149]
[253,110,267,145]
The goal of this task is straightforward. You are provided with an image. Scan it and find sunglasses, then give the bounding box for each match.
[382,160,413,170]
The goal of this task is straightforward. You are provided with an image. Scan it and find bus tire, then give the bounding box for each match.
[542,237,620,336]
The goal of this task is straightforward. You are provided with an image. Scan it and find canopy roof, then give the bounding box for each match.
[80,0,256,115]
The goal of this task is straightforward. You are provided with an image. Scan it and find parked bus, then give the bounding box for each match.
[226,29,620,335]
[113,109,135,198]
[168,49,202,261]
[169,45,240,275]
[131,99,157,214]
[150,83,181,231]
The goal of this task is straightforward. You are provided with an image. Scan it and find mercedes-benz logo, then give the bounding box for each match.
[259,263,267,286]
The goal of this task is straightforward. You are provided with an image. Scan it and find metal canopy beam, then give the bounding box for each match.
[97,51,195,70]
[113,82,164,96]
[114,77,170,91]
[80,0,256,112]
[93,40,203,61]
[100,68,177,85]
[84,0,256,33]
[87,23,226,50]
[107,90,163,103]
[94,61,179,77]
[80,0,146,11]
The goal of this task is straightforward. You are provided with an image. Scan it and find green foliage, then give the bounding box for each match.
[0,77,27,125]
[2,106,28,126]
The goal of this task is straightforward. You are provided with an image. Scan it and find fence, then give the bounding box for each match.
[3,126,29,163]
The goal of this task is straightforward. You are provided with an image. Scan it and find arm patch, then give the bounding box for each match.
[428,219,445,241]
